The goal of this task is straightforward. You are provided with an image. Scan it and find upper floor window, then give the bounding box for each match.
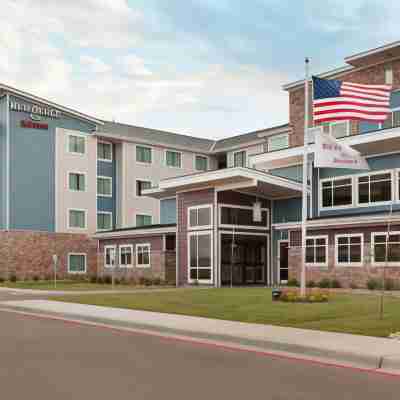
[69,172,86,192]
[69,209,86,229]
[219,204,269,229]
[136,145,152,164]
[305,236,328,267]
[68,135,85,155]
[136,180,152,196]
[330,121,349,138]
[268,133,289,152]
[321,178,352,208]
[233,150,246,167]
[97,176,112,197]
[97,141,112,162]
[166,150,182,168]
[195,155,208,171]
[97,212,112,231]
[385,64,393,85]
[358,171,392,205]
[188,204,212,230]
[136,214,152,227]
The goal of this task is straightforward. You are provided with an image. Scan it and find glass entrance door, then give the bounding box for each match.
[279,241,289,283]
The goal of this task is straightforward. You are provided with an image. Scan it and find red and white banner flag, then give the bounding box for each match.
[314,132,369,170]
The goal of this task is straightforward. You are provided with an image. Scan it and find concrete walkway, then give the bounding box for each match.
[1,299,400,374]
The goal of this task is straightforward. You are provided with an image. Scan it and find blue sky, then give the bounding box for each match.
[1,0,399,138]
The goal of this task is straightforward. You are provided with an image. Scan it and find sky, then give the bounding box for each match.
[1,0,399,139]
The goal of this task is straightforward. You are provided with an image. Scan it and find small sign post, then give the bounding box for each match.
[52,254,58,289]
[110,250,116,290]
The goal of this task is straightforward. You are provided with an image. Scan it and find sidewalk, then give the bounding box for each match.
[1,299,400,374]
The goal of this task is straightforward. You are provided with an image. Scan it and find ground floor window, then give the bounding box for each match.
[136,244,151,267]
[119,245,133,267]
[68,253,87,274]
[189,231,212,283]
[104,246,116,268]
[335,234,363,266]
[305,236,328,267]
[372,232,400,266]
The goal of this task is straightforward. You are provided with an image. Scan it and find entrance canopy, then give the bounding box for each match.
[143,167,304,199]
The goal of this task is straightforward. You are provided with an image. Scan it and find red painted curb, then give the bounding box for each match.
[1,307,399,380]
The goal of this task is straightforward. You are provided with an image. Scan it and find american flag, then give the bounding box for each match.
[312,76,392,123]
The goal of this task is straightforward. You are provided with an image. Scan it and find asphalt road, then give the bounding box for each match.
[0,308,399,399]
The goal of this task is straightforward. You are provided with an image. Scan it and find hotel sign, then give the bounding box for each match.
[10,101,61,119]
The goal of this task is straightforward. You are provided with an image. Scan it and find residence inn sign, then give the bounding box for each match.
[10,100,61,119]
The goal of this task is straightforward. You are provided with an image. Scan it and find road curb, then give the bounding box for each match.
[1,303,398,376]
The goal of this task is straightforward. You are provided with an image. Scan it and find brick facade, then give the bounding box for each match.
[0,230,97,279]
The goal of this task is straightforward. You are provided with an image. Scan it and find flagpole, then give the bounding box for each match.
[300,58,310,297]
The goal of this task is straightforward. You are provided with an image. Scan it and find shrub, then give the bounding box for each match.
[9,274,17,283]
[89,275,97,284]
[0,276,5,283]
[318,278,331,289]
[32,275,40,282]
[144,277,153,286]
[331,279,342,289]
[152,277,162,286]
[119,276,126,285]
[349,282,358,290]
[128,276,138,286]
[138,276,147,286]
[384,278,396,291]
[287,278,299,287]
[306,280,316,288]
[103,275,112,285]
[367,278,381,291]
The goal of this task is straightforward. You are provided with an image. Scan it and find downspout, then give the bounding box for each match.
[214,189,219,287]
[175,194,179,287]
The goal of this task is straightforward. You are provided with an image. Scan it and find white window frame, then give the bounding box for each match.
[307,126,322,144]
[135,213,153,227]
[136,243,151,268]
[187,230,213,284]
[135,179,153,197]
[67,171,86,192]
[97,175,113,198]
[67,208,87,230]
[319,175,354,211]
[104,245,116,269]
[335,233,363,267]
[119,244,133,268]
[233,150,247,168]
[68,253,87,274]
[67,133,86,155]
[97,211,113,231]
[371,231,400,267]
[194,154,209,171]
[164,149,182,169]
[329,120,350,138]
[135,144,153,165]
[187,204,213,231]
[218,203,270,230]
[267,133,289,152]
[305,235,328,268]
[355,169,394,208]
[385,64,393,85]
[97,140,113,162]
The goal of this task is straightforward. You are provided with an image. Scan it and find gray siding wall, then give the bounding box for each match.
[0,96,7,229]
[160,198,176,224]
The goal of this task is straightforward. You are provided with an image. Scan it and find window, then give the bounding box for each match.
[104,246,116,268]
[233,151,246,167]
[321,178,352,208]
[68,135,85,154]
[219,204,269,229]
[188,231,212,283]
[136,180,152,196]
[136,244,151,267]
[97,141,112,161]
[69,172,85,191]
[358,172,392,205]
[166,150,181,168]
[69,209,86,229]
[335,234,363,266]
[372,232,400,266]
[305,236,328,267]
[188,205,212,229]
[97,176,112,197]
[165,235,176,251]
[385,64,393,85]
[97,212,112,231]
[68,253,86,274]
[119,245,133,268]
[136,145,152,163]
[195,155,208,171]
[307,126,322,144]
[268,133,289,152]
[330,121,349,138]
[136,214,152,227]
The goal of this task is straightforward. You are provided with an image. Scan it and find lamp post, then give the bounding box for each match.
[52,254,58,289]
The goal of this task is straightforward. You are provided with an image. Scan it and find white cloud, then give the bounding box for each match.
[121,55,152,76]
[80,55,111,74]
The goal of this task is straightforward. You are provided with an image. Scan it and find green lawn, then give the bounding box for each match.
[53,288,400,337]
[0,280,133,291]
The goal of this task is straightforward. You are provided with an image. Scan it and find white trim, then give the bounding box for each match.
[94,225,176,239]
[329,120,350,138]
[187,204,213,231]
[267,133,289,152]
[218,203,270,230]
[135,213,153,227]
[135,243,151,268]
[97,140,113,162]
[345,40,400,64]
[194,154,209,171]
[164,149,183,169]
[305,235,329,268]
[135,144,153,165]
[233,150,247,167]
[67,171,87,192]
[97,211,113,231]
[97,175,113,198]
[335,233,364,267]
[188,230,213,284]
[371,231,400,267]
[68,253,87,274]
[104,245,116,269]
[119,244,133,268]
[135,179,153,198]
[5,94,10,230]
[67,208,87,230]
[319,175,353,211]
[277,239,289,283]
[272,222,301,230]
[67,132,87,156]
